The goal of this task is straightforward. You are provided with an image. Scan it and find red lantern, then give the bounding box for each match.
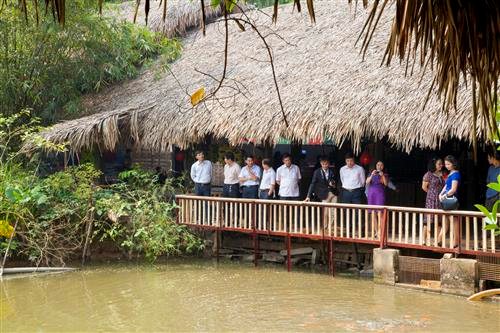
[360,151,372,166]
[175,151,185,161]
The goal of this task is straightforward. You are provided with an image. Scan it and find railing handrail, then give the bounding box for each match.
[175,194,495,218]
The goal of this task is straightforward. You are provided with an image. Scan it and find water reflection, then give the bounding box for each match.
[1,260,498,332]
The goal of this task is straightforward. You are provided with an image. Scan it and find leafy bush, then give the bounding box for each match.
[0,112,202,266]
[94,168,203,261]
[0,1,181,123]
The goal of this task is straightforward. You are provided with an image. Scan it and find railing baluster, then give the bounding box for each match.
[434,214,438,247]
[333,207,338,237]
[293,206,299,233]
[465,216,470,250]
[377,211,382,240]
[328,207,332,237]
[262,204,266,230]
[473,217,478,251]
[193,199,196,224]
[249,203,253,230]
[351,209,355,239]
[311,206,316,235]
[404,212,409,244]
[283,204,290,231]
[346,209,351,238]
[419,213,424,245]
[482,218,487,251]
[216,201,220,227]
[273,204,277,232]
[391,211,396,241]
[398,212,402,243]
[317,206,321,235]
[364,209,369,239]
[412,213,416,244]
[441,215,446,248]
[299,205,304,234]
[340,208,344,237]
[225,202,229,228]
[450,215,455,248]
[492,229,496,253]
[370,212,375,240]
[357,209,362,239]
[306,206,310,234]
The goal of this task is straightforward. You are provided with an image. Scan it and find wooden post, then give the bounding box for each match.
[379,208,388,249]
[328,238,335,277]
[286,234,292,272]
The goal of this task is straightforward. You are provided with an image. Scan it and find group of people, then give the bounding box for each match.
[190,149,500,212]
[190,151,392,205]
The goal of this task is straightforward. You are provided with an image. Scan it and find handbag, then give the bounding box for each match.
[441,195,459,211]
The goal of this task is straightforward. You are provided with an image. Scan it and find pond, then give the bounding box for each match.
[1,260,498,332]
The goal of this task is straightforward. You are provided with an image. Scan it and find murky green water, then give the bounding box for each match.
[1,260,499,332]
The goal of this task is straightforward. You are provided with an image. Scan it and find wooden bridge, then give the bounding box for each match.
[176,195,500,270]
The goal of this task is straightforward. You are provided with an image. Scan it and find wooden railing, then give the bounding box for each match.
[176,195,499,256]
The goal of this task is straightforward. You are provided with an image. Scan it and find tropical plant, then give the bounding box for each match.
[94,167,204,261]
[0,0,181,123]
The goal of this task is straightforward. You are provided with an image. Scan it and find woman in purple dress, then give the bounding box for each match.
[366,161,388,237]
[366,161,388,206]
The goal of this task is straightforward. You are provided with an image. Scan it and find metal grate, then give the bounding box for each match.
[477,255,500,282]
[398,255,440,284]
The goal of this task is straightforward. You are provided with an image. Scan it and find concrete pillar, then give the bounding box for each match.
[440,256,478,296]
[373,248,399,285]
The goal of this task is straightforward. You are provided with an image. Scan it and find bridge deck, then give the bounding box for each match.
[176,195,500,258]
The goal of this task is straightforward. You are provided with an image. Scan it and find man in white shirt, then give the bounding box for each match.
[223,152,241,198]
[239,155,261,198]
[190,151,212,196]
[276,153,301,200]
[259,158,276,199]
[339,152,366,204]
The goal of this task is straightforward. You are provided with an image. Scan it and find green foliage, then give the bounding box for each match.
[0,112,201,265]
[0,1,181,123]
[94,167,203,261]
[476,106,500,235]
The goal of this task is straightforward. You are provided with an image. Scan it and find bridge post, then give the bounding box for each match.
[286,234,292,272]
[328,239,335,277]
[379,208,388,249]
[253,233,259,267]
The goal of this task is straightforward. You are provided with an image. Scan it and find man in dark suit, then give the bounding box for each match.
[305,156,338,202]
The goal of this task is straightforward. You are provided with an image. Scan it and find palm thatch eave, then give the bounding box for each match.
[37,0,482,154]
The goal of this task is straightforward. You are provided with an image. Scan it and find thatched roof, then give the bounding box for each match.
[40,0,480,153]
[113,0,223,38]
